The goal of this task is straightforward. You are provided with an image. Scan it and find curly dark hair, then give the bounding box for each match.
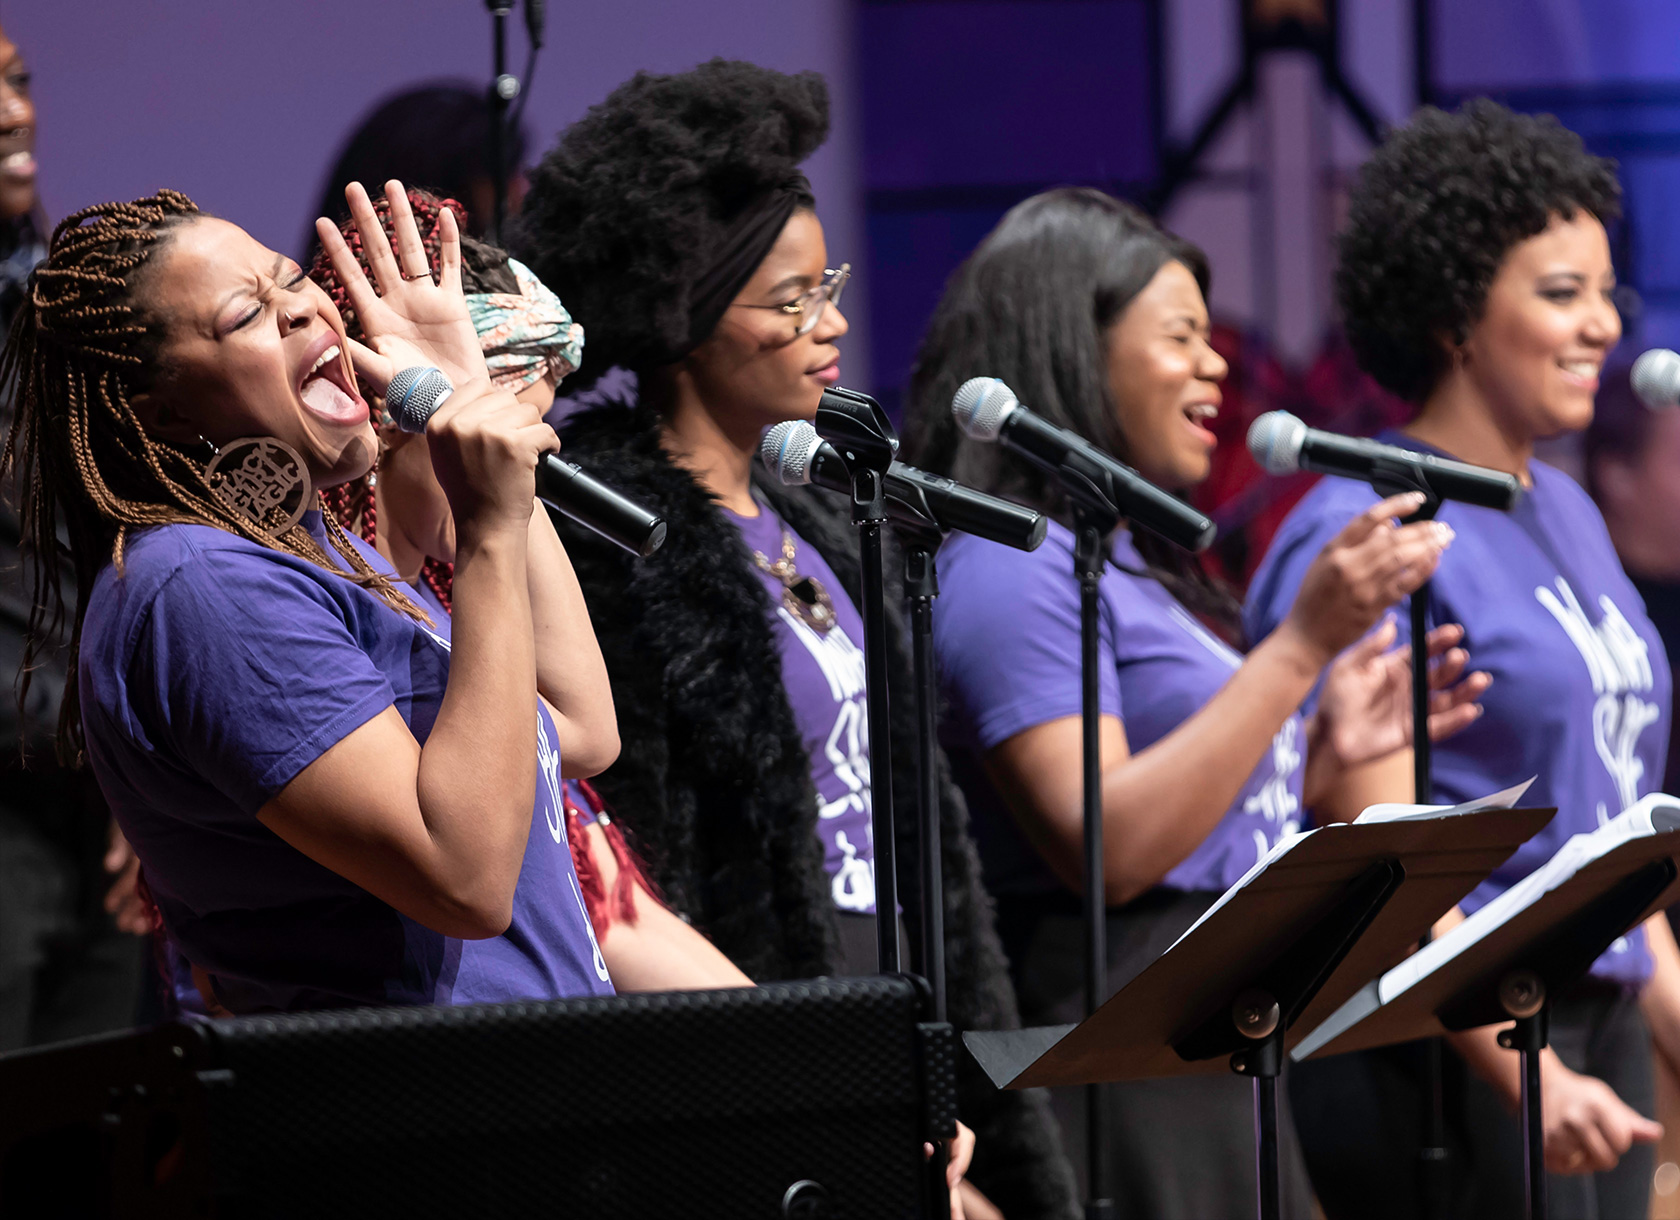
[510,58,827,390]
[1337,98,1621,403]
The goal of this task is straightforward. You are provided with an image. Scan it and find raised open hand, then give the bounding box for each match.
[315,180,486,389]
[1315,617,1491,770]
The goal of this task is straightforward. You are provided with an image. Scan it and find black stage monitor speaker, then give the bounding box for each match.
[0,975,956,1220]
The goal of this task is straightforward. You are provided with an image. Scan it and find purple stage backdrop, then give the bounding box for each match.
[0,0,871,386]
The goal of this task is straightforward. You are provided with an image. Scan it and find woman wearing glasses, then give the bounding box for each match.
[510,60,1080,1220]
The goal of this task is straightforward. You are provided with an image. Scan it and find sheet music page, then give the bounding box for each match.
[1352,778,1535,826]
[1376,792,1680,1005]
[1165,781,1540,955]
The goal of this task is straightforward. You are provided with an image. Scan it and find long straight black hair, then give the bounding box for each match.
[902,187,1242,635]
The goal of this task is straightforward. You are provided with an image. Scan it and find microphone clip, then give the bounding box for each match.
[816,386,899,528]
[1368,455,1442,523]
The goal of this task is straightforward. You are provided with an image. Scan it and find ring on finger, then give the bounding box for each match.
[400,270,431,282]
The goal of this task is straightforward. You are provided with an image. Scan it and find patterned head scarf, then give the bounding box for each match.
[309,190,585,425]
[468,256,585,393]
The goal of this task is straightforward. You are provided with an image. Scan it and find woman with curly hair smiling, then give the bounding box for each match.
[1248,100,1680,1219]
[511,59,1079,1219]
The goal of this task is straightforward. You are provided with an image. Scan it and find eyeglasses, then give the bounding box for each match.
[732,264,851,337]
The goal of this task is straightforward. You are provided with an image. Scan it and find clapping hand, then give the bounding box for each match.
[1315,616,1491,770]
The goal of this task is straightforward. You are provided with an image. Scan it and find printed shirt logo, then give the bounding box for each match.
[1244,718,1304,862]
[1536,578,1660,813]
[779,605,875,913]
[536,714,610,984]
[1171,606,1304,863]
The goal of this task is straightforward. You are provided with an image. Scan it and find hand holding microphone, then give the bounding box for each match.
[385,367,666,557]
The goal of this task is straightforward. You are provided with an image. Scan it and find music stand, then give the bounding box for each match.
[965,789,1552,1220]
[1293,796,1680,1220]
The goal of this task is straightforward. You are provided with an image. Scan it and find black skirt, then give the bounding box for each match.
[997,888,1316,1220]
[1292,980,1656,1220]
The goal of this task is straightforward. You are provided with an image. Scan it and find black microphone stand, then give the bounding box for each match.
[902,521,952,1219]
[902,527,948,1020]
[1072,499,1122,1220]
[1368,464,1451,1220]
[814,389,903,974]
[485,4,513,243]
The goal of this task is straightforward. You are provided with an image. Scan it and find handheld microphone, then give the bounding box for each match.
[388,367,666,557]
[1246,410,1520,511]
[762,421,1047,552]
[950,377,1215,552]
[1632,348,1680,410]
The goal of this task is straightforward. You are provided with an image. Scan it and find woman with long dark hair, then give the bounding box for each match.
[902,187,1484,1219]
[4,180,618,1015]
[1247,100,1680,1220]
[512,59,1079,1218]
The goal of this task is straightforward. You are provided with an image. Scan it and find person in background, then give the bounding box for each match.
[302,82,528,261]
[1585,366,1680,795]
[513,59,1079,1220]
[900,187,1481,1220]
[0,18,148,1053]
[1247,100,1680,1220]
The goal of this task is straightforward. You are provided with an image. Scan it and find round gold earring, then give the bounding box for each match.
[204,437,312,536]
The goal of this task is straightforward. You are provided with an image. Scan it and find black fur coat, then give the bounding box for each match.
[554,402,1080,1219]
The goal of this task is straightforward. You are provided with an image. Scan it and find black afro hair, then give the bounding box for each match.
[509,58,828,389]
[1336,98,1621,403]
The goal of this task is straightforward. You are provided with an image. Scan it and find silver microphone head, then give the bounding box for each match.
[952,377,1020,441]
[760,419,825,486]
[1632,348,1680,410]
[387,366,455,434]
[1247,410,1309,475]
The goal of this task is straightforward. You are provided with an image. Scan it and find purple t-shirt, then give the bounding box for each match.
[79,510,613,1013]
[1246,435,1672,985]
[726,502,877,914]
[935,520,1308,898]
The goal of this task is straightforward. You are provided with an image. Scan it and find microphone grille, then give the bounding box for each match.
[760,419,823,485]
[388,366,455,434]
[952,377,1018,441]
[1632,348,1680,410]
[1246,411,1309,475]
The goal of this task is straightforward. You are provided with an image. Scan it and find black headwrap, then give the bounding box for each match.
[681,171,814,355]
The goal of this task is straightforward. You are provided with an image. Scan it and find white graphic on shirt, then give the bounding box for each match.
[1171,606,1303,864]
[778,605,875,912]
[1243,718,1304,863]
[537,715,565,844]
[536,715,610,984]
[1170,605,1243,668]
[1536,578,1661,813]
[831,829,876,911]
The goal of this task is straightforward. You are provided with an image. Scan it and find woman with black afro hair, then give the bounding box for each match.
[1249,99,1680,1219]
[511,59,1080,1219]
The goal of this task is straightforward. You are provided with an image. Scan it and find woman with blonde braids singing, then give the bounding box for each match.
[4,182,618,1014]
